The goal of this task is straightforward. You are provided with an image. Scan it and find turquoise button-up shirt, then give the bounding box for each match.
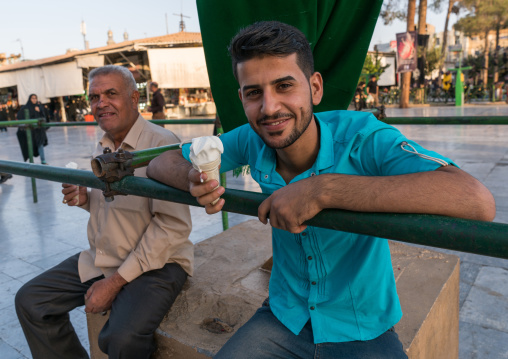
[183,110,455,344]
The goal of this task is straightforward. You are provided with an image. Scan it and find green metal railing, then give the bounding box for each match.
[1,113,41,202]
[383,116,508,125]
[0,159,507,260]
[5,116,508,128]
[0,117,215,202]
[42,118,216,127]
[130,144,183,168]
[217,126,229,231]
[2,116,507,257]
[1,119,40,126]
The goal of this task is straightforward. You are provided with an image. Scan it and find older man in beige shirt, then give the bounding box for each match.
[15,65,192,359]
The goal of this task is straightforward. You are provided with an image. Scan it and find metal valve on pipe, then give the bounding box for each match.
[91,147,135,201]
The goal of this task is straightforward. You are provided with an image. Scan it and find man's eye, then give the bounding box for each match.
[278,83,292,90]
[246,89,261,97]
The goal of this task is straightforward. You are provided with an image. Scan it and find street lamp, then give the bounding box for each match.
[81,20,88,50]
[16,39,25,61]
[448,35,471,106]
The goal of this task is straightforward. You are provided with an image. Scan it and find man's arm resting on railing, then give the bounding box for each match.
[147,149,225,213]
[257,165,496,234]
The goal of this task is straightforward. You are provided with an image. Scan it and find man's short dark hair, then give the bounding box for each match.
[228,21,314,81]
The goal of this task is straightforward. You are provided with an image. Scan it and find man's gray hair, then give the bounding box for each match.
[88,65,137,94]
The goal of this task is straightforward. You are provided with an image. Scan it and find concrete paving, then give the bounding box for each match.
[1,104,507,358]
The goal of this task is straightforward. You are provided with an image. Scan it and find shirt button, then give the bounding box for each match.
[301,232,307,236]
[310,306,315,310]
[308,256,313,260]
[311,281,316,285]
[311,172,316,176]
[264,175,269,179]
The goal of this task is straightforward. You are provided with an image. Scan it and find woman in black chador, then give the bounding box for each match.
[16,94,50,164]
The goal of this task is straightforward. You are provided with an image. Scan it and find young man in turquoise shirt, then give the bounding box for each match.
[148,21,495,359]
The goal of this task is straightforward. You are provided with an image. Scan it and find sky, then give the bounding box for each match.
[0,1,460,61]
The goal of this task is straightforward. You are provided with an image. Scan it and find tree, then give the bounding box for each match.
[417,0,428,86]
[481,0,508,82]
[424,47,443,74]
[463,53,485,84]
[380,0,417,108]
[401,1,417,108]
[379,0,407,24]
[455,0,508,85]
[454,2,490,84]
[430,0,462,77]
[362,51,391,78]
[381,0,426,108]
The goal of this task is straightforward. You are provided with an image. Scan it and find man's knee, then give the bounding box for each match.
[15,281,38,318]
[98,325,155,357]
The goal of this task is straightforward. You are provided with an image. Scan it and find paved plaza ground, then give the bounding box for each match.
[1,104,507,358]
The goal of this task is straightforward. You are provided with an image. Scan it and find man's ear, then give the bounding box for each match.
[131,90,140,109]
[238,88,243,102]
[310,72,323,106]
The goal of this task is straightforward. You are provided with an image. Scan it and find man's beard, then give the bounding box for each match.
[256,102,314,150]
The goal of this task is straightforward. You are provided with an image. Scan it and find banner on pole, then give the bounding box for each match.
[396,31,417,73]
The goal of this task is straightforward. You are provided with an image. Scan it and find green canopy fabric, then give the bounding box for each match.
[196,0,383,132]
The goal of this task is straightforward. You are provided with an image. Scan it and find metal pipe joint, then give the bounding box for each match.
[91,147,134,201]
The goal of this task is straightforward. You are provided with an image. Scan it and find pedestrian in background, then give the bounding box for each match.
[354,81,367,111]
[367,75,379,106]
[16,94,50,165]
[0,172,13,183]
[0,104,8,132]
[147,82,166,119]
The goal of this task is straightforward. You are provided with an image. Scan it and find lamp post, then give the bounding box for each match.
[80,20,88,50]
[448,32,471,107]
[16,39,25,61]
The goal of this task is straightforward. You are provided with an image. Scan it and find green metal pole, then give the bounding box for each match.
[149,119,216,126]
[455,52,464,107]
[7,117,508,128]
[0,119,39,126]
[116,115,508,172]
[7,116,508,128]
[1,159,508,260]
[130,144,183,168]
[382,116,508,125]
[41,118,216,127]
[217,126,229,231]
[23,109,37,203]
[25,127,38,203]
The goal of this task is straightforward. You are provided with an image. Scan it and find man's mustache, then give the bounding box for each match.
[257,112,294,124]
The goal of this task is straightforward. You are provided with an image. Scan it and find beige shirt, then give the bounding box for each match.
[78,115,193,283]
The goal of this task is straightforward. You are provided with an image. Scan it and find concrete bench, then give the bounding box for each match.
[87,220,459,358]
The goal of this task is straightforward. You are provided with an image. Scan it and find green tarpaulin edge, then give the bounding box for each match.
[196,0,383,132]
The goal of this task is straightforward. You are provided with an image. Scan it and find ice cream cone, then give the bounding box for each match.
[189,136,224,206]
[193,157,221,205]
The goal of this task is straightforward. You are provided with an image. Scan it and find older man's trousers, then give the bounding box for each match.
[15,253,187,359]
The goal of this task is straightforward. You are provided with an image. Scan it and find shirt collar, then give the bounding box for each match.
[313,113,335,171]
[99,114,145,151]
[253,114,335,173]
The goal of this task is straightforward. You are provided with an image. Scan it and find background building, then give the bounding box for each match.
[0,30,215,121]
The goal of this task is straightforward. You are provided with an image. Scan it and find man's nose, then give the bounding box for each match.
[261,90,281,116]
[96,95,109,108]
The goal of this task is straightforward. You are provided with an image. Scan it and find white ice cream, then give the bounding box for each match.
[189,136,224,167]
